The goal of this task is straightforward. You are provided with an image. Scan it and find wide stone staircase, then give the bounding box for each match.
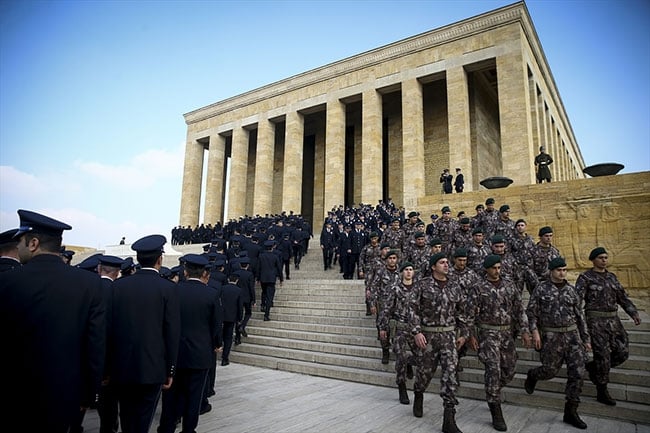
[222,236,650,425]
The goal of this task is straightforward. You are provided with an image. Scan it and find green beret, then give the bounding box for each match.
[391,217,401,223]
[483,254,501,269]
[515,219,526,225]
[414,231,425,239]
[429,238,442,246]
[369,231,379,238]
[453,248,468,258]
[472,227,484,235]
[589,247,607,261]
[380,242,391,249]
[459,217,470,225]
[491,235,505,244]
[441,206,451,213]
[399,261,414,272]
[538,226,553,236]
[386,249,400,258]
[429,252,447,267]
[499,204,510,213]
[408,211,419,218]
[485,198,495,205]
[548,257,566,270]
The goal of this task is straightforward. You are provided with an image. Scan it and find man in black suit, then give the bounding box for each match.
[158,254,222,433]
[351,221,368,279]
[220,273,243,365]
[110,234,180,433]
[0,228,21,272]
[258,240,283,321]
[0,210,106,433]
[320,220,337,271]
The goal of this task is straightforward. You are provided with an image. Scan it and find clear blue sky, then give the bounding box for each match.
[1,0,648,249]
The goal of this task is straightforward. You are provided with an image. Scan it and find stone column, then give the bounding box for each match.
[204,133,226,224]
[282,110,304,213]
[324,98,345,220]
[402,78,425,207]
[446,67,473,191]
[497,51,535,185]
[228,125,249,219]
[253,117,275,215]
[179,134,204,227]
[361,88,383,204]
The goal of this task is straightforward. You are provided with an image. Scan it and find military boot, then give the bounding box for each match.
[406,363,414,380]
[585,360,597,384]
[524,370,537,394]
[596,384,616,406]
[398,382,410,405]
[442,406,463,433]
[563,401,587,429]
[381,348,390,364]
[488,402,507,431]
[412,391,423,418]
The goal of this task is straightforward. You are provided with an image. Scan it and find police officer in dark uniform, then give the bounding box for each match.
[0,210,106,433]
[110,234,180,433]
[0,228,21,272]
[157,254,222,433]
[220,273,243,366]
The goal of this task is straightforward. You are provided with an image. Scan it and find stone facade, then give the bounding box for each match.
[419,172,650,308]
[181,1,585,228]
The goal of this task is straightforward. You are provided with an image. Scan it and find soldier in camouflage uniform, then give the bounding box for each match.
[576,247,642,406]
[378,262,418,405]
[470,204,484,229]
[359,232,382,315]
[447,248,478,375]
[405,231,429,281]
[511,218,537,293]
[531,226,561,282]
[525,257,591,430]
[450,217,473,253]
[369,250,401,364]
[409,253,467,433]
[479,198,498,238]
[491,205,515,248]
[487,235,537,294]
[468,255,530,431]
[402,211,421,240]
[433,206,458,255]
[381,218,405,255]
[467,227,491,272]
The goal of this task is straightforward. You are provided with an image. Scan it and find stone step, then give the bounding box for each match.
[228,351,650,424]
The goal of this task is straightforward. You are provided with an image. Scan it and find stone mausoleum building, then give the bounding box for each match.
[180,1,585,227]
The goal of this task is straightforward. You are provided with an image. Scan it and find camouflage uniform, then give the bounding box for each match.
[469,275,528,403]
[448,265,479,368]
[450,227,473,252]
[480,210,498,238]
[381,228,405,254]
[405,244,430,281]
[378,279,418,385]
[409,276,468,407]
[370,265,401,351]
[531,243,561,282]
[491,218,515,248]
[360,243,382,313]
[511,233,535,268]
[575,269,639,386]
[526,279,590,402]
[433,219,458,254]
[467,243,491,273]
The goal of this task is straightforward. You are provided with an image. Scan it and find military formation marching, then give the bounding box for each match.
[0,198,642,433]
[320,198,641,433]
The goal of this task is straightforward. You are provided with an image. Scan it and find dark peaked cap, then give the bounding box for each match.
[182,253,209,268]
[131,234,166,253]
[98,255,124,267]
[0,228,19,244]
[14,209,71,238]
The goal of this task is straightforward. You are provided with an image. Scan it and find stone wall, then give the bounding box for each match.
[418,171,650,309]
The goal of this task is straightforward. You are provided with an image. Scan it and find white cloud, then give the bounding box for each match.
[0,143,184,249]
